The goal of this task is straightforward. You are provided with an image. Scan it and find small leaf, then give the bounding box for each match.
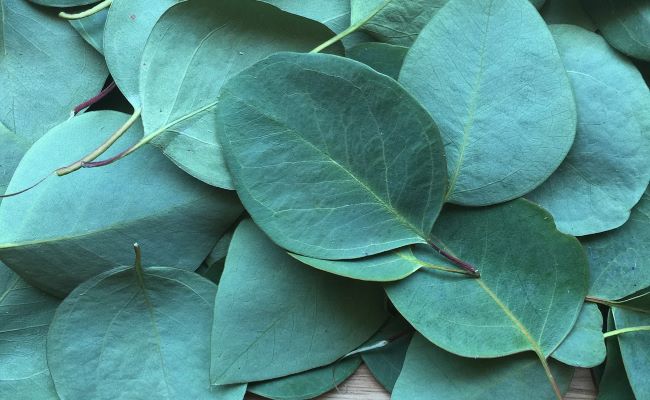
[399,0,576,206]
[210,220,387,384]
[392,334,574,400]
[69,7,108,54]
[612,307,650,399]
[551,303,605,368]
[218,52,447,260]
[47,265,220,400]
[346,42,408,80]
[597,314,635,400]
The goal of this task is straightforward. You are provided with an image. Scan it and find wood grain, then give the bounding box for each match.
[246,364,597,400]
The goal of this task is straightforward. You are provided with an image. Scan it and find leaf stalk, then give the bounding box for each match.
[59,0,112,20]
[427,240,480,277]
[604,326,650,338]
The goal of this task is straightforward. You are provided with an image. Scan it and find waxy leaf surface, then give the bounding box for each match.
[613,307,650,399]
[583,188,650,300]
[141,0,338,189]
[528,25,650,236]
[219,52,447,260]
[551,303,605,368]
[346,42,408,80]
[386,200,589,358]
[392,334,573,400]
[400,0,576,206]
[48,266,220,400]
[0,263,58,400]
[210,220,387,384]
[69,7,108,54]
[0,111,242,297]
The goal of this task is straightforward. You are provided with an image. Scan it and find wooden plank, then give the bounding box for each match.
[246,365,597,400]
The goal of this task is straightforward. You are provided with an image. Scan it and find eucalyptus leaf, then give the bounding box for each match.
[0,111,242,297]
[248,356,361,400]
[69,7,108,54]
[612,307,650,399]
[528,25,650,236]
[399,0,576,206]
[597,315,635,400]
[386,199,589,359]
[0,122,29,197]
[47,265,220,400]
[530,0,546,8]
[360,317,412,392]
[211,384,247,399]
[210,220,387,384]
[196,226,236,284]
[583,0,650,61]
[583,188,650,301]
[541,0,596,30]
[346,42,408,80]
[140,0,340,189]
[0,263,59,400]
[218,52,447,260]
[551,303,605,368]
[392,334,574,400]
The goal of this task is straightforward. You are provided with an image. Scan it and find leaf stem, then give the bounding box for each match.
[310,0,394,54]
[426,240,480,277]
[0,172,53,198]
[604,326,650,338]
[133,243,145,289]
[73,81,117,115]
[59,0,112,20]
[419,262,476,277]
[585,295,650,313]
[536,352,563,400]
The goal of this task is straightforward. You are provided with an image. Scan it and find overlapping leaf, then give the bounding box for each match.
[551,303,605,368]
[541,0,595,30]
[347,43,407,80]
[612,307,650,399]
[69,7,108,54]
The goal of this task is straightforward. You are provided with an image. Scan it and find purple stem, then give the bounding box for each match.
[74,81,117,115]
[427,240,480,277]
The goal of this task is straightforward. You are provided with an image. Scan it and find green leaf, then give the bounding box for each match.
[139,0,339,189]
[0,263,59,400]
[582,188,650,300]
[47,265,220,400]
[211,384,247,399]
[399,0,576,206]
[528,25,650,236]
[529,0,546,8]
[210,219,387,384]
[0,111,242,297]
[540,0,595,30]
[613,307,650,399]
[385,199,589,358]
[597,314,635,400]
[103,0,180,107]
[551,303,605,368]
[69,7,108,54]
[261,0,350,37]
[583,0,650,62]
[196,226,237,284]
[0,122,29,198]
[346,42,408,80]
[351,0,448,46]
[248,357,362,400]
[218,52,447,260]
[361,317,412,392]
[392,334,574,400]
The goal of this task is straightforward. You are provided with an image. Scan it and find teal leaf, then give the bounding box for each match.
[140,0,339,189]
[218,52,447,260]
[360,317,412,392]
[551,303,605,368]
[583,188,650,300]
[0,111,242,297]
[47,265,220,400]
[210,220,387,384]
[386,199,589,358]
[528,25,650,236]
[392,334,574,400]
[346,42,408,80]
[540,0,595,30]
[261,0,350,38]
[0,122,29,198]
[196,226,237,284]
[597,314,635,400]
[612,307,650,399]
[0,263,59,400]
[248,357,362,400]
[69,7,108,54]
[399,0,576,206]
[529,0,546,8]
[583,0,650,61]
[210,384,247,400]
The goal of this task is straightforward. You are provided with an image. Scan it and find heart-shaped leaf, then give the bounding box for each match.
[347,42,408,80]
[0,111,242,297]
[210,220,387,384]
[528,25,650,236]
[551,303,605,368]
[218,52,448,260]
[399,0,576,206]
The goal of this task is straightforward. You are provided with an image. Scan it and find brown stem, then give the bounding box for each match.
[0,172,52,198]
[74,81,117,115]
[427,240,480,277]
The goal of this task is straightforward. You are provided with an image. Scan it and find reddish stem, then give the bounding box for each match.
[427,240,480,277]
[74,81,117,115]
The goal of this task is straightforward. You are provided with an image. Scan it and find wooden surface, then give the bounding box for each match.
[247,364,597,400]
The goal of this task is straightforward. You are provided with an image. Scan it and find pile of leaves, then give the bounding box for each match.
[1,0,649,399]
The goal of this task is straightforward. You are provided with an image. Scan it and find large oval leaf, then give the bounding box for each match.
[0,263,59,400]
[0,111,242,297]
[399,0,576,206]
[528,25,650,236]
[386,200,589,358]
[140,0,339,189]
[210,220,387,384]
[612,308,650,399]
[69,7,108,54]
[551,303,605,368]
[583,0,650,61]
[392,334,574,400]
[218,52,447,260]
[47,265,219,400]
[583,188,650,300]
